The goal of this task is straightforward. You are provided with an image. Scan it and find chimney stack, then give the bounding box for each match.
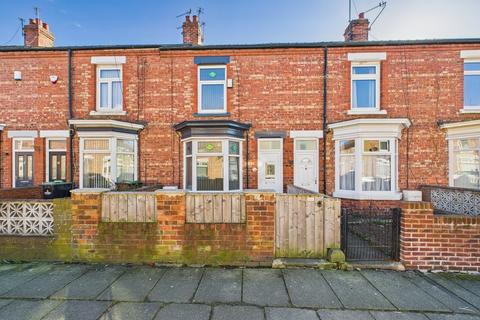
[344,13,369,42]
[182,15,203,45]
[23,18,54,47]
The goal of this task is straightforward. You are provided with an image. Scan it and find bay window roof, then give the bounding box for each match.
[174,120,251,139]
[328,118,411,140]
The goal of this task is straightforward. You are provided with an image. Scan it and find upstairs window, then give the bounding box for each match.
[97,66,123,111]
[464,61,480,108]
[198,66,226,113]
[351,63,380,110]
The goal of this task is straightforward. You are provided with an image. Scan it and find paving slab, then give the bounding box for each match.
[99,302,162,320]
[446,276,480,297]
[0,299,62,320]
[321,270,395,310]
[370,311,429,319]
[42,300,111,320]
[266,307,319,320]
[212,305,265,320]
[3,264,88,299]
[194,268,242,304]
[154,303,211,320]
[424,314,480,320]
[403,272,479,314]
[317,309,375,320]
[243,269,290,306]
[51,265,126,300]
[0,299,12,309]
[148,267,203,303]
[361,271,449,312]
[0,263,53,295]
[283,269,342,309]
[423,273,480,308]
[97,266,165,302]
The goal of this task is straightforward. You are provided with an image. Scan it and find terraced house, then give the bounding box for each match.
[0,14,480,207]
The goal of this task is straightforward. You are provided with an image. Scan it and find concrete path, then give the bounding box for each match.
[0,263,478,320]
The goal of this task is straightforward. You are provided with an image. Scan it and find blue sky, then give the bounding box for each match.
[1,0,479,46]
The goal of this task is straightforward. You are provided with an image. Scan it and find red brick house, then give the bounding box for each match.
[1,15,480,208]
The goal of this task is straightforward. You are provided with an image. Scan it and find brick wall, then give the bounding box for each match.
[400,201,480,272]
[0,186,42,199]
[69,190,275,265]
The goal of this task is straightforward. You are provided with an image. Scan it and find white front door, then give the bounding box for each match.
[258,139,283,193]
[294,139,318,192]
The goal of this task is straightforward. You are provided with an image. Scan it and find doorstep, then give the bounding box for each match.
[349,261,406,271]
[272,258,337,269]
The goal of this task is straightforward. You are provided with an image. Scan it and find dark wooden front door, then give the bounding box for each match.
[15,152,34,187]
[49,152,67,182]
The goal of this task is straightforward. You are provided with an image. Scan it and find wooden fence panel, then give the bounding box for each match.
[275,194,341,258]
[101,192,156,223]
[186,193,245,223]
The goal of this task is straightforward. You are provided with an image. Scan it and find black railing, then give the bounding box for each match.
[421,185,480,216]
[341,207,401,261]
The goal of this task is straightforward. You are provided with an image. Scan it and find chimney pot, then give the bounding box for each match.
[192,15,198,22]
[185,15,191,21]
[359,12,365,19]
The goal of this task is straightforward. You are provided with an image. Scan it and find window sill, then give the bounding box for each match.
[347,109,387,115]
[193,112,231,117]
[333,190,402,201]
[459,108,480,114]
[89,110,127,116]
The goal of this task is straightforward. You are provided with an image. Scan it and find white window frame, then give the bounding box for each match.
[350,61,381,112]
[78,131,138,189]
[462,58,480,112]
[12,137,35,188]
[96,64,123,112]
[197,65,227,114]
[45,138,67,182]
[334,137,399,200]
[183,137,243,192]
[448,136,480,189]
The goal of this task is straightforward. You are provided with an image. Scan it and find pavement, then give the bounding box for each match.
[0,263,478,320]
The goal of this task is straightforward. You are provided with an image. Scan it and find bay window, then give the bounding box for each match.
[80,135,137,188]
[184,139,242,191]
[450,138,480,189]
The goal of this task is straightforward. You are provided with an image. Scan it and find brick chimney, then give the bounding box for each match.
[182,15,203,45]
[344,13,369,42]
[23,18,54,47]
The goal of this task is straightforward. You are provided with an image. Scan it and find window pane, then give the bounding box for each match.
[452,149,480,189]
[51,155,58,180]
[84,139,109,151]
[201,84,225,110]
[453,138,479,151]
[27,155,33,179]
[186,156,192,190]
[100,82,108,108]
[49,140,66,150]
[186,142,192,156]
[117,139,134,153]
[362,155,391,191]
[112,81,122,108]
[196,156,224,191]
[296,140,316,151]
[353,66,376,74]
[198,141,222,153]
[464,63,480,71]
[259,140,281,150]
[339,155,355,190]
[229,157,240,190]
[117,153,135,182]
[340,140,355,154]
[14,139,34,150]
[229,141,240,155]
[353,79,376,108]
[100,69,120,78]
[60,155,67,180]
[200,68,226,81]
[83,153,111,188]
[464,75,480,107]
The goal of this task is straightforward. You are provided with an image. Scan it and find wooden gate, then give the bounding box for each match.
[275,194,341,258]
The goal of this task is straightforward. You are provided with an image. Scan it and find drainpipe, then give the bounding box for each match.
[322,47,328,194]
[68,49,74,185]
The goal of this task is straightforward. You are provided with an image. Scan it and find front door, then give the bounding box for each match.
[49,152,67,182]
[294,139,318,192]
[15,152,34,187]
[258,139,283,193]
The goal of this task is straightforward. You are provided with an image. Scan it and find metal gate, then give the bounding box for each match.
[341,207,401,261]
